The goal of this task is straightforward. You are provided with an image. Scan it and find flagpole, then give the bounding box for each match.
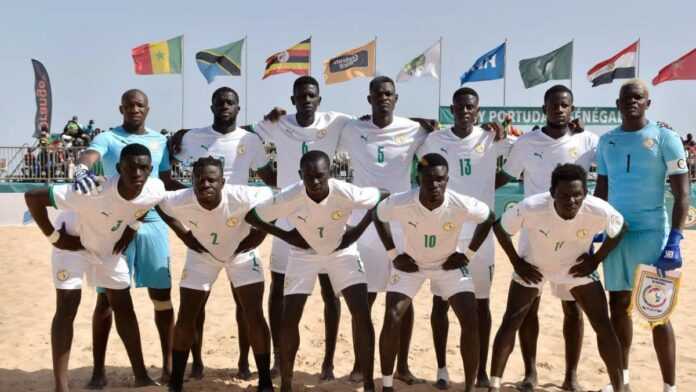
[636,38,641,79]
[180,35,185,129]
[244,34,248,124]
[503,38,508,107]
[569,39,574,90]
[438,37,443,118]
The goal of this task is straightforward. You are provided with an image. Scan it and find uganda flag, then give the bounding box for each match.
[131,36,182,75]
[263,38,311,79]
[196,38,244,84]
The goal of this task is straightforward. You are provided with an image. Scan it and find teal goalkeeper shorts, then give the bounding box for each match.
[602,228,667,292]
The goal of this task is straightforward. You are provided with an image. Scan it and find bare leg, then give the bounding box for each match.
[431,295,450,390]
[476,298,492,388]
[231,285,251,380]
[561,300,584,391]
[653,322,676,387]
[318,273,340,381]
[395,302,422,384]
[517,295,540,392]
[234,282,273,391]
[609,291,633,387]
[168,287,207,392]
[268,271,284,376]
[86,292,111,389]
[189,291,209,380]
[148,287,173,383]
[379,292,412,392]
[280,294,308,392]
[52,289,81,392]
[449,292,479,392]
[342,283,375,392]
[349,292,377,383]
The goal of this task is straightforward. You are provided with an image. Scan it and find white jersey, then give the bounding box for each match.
[50,176,165,263]
[254,112,353,188]
[377,188,490,268]
[338,116,427,193]
[175,126,268,185]
[417,126,513,235]
[500,192,624,279]
[254,178,381,256]
[159,184,273,262]
[503,130,598,197]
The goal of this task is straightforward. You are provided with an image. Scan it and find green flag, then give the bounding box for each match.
[518,41,573,88]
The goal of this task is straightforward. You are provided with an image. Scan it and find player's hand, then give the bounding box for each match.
[234,228,267,254]
[179,230,208,254]
[442,252,469,270]
[264,107,286,122]
[570,252,600,277]
[411,118,439,133]
[512,256,543,284]
[112,226,136,254]
[73,163,99,194]
[481,122,505,141]
[656,121,673,130]
[568,118,585,134]
[393,253,419,273]
[655,229,683,276]
[53,222,85,251]
[334,224,362,251]
[285,228,311,250]
[168,128,190,157]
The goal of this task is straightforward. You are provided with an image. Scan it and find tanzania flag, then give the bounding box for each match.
[131,36,182,75]
[196,38,244,83]
[323,40,376,85]
[263,38,311,79]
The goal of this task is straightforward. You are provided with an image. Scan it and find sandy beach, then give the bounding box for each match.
[1,226,694,392]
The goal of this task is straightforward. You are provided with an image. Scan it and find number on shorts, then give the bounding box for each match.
[210,232,219,245]
[424,234,437,248]
[377,145,385,163]
[459,158,472,176]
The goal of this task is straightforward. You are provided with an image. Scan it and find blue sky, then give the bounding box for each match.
[2,0,695,145]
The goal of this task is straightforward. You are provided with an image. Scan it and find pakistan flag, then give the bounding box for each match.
[518,41,573,88]
[396,40,441,82]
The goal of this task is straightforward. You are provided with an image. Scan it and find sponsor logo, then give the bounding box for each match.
[296,216,307,222]
[226,217,239,227]
[328,50,369,72]
[533,152,543,159]
[188,220,198,228]
[408,221,418,228]
[100,211,110,217]
[538,229,550,237]
[439,147,448,155]
[360,134,368,142]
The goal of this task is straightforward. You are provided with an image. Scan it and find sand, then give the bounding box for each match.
[0,227,694,392]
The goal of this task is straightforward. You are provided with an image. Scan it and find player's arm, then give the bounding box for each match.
[234,227,268,255]
[335,189,390,251]
[495,171,515,189]
[255,162,277,188]
[594,175,608,200]
[443,203,496,270]
[24,188,83,251]
[154,205,208,253]
[112,219,144,255]
[570,222,627,277]
[159,170,187,191]
[244,209,310,249]
[373,198,418,272]
[493,214,542,284]
[669,173,690,231]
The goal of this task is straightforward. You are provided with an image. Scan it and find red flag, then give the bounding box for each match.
[652,48,696,85]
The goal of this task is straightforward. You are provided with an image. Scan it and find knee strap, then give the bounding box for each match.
[152,299,173,311]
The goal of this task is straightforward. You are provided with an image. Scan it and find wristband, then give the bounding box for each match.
[387,249,398,261]
[128,221,142,231]
[464,248,476,260]
[48,230,61,244]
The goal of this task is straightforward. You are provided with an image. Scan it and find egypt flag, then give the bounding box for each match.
[263,38,311,79]
[131,36,183,75]
[587,41,638,87]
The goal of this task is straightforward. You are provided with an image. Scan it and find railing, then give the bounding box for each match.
[0,145,354,184]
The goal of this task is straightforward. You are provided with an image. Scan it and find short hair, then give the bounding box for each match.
[120,143,151,161]
[212,86,239,103]
[452,87,479,102]
[192,156,224,178]
[620,79,649,98]
[121,89,148,104]
[543,84,573,104]
[293,76,320,95]
[299,150,330,170]
[369,76,395,93]
[417,153,449,174]
[550,163,587,193]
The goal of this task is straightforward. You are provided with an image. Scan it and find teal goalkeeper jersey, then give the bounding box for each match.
[596,121,687,231]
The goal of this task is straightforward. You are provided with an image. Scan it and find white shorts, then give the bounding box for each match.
[283,246,367,296]
[270,219,291,273]
[52,248,130,290]
[387,265,475,300]
[512,269,601,301]
[357,222,405,293]
[458,232,495,299]
[180,250,264,292]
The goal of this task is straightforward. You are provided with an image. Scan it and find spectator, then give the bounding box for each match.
[63,115,82,138]
[84,119,96,137]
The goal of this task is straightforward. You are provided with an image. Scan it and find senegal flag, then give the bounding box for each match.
[131,36,183,75]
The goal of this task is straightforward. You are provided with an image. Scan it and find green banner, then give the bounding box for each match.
[439,106,621,127]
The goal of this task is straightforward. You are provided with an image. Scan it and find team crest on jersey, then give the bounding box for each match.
[569,147,578,158]
[331,210,345,220]
[56,269,70,282]
[610,215,621,227]
[442,222,455,231]
[316,129,328,139]
[134,209,148,219]
[475,143,485,154]
[237,144,246,155]
[390,273,400,285]
[643,138,656,149]
[394,135,409,145]
[226,217,239,227]
[685,206,696,228]
[576,229,589,239]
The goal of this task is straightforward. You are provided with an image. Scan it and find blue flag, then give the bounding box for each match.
[460,43,506,84]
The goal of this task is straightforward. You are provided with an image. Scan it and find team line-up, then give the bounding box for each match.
[24,75,688,392]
